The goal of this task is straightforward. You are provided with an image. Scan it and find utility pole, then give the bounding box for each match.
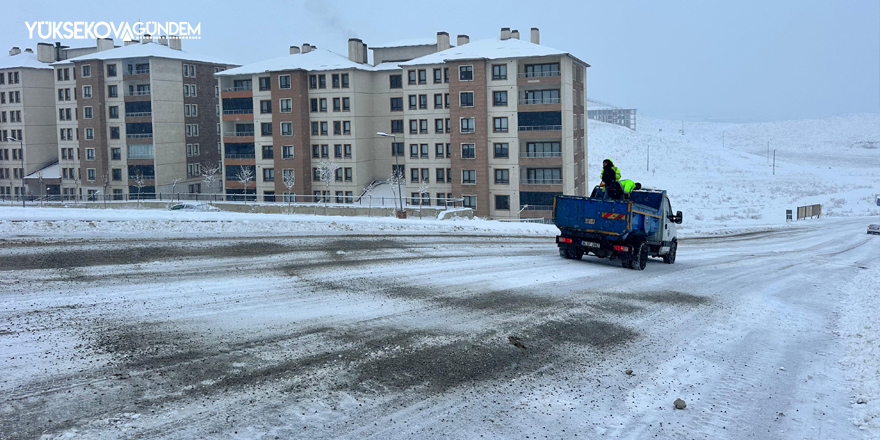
[646,143,650,172]
[773,150,776,175]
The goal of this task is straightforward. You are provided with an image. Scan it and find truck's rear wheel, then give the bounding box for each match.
[631,242,648,270]
[620,258,632,269]
[663,240,677,264]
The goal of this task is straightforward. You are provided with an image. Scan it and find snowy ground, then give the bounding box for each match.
[1,114,878,439]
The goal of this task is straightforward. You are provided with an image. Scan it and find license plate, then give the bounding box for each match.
[582,241,600,248]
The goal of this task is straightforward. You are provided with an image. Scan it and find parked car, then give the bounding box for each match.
[170,202,220,212]
[868,224,880,235]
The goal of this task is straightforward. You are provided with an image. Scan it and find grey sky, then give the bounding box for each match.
[5,0,879,122]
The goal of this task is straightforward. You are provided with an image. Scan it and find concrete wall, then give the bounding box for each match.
[150,57,185,189]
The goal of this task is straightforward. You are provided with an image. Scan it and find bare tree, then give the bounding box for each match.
[170,177,181,202]
[362,180,379,212]
[317,160,340,207]
[200,162,221,195]
[282,169,296,212]
[387,169,405,212]
[134,170,146,208]
[418,178,430,218]
[236,165,254,203]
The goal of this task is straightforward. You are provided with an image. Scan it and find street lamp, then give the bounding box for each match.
[377,132,405,218]
[7,137,24,207]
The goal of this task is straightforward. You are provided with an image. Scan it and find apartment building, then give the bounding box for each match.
[216,28,588,219]
[53,36,234,200]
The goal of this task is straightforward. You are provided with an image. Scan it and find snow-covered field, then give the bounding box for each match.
[1,114,878,439]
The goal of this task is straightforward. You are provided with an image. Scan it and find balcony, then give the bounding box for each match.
[519,98,560,105]
[225,153,256,159]
[518,125,561,131]
[125,111,152,117]
[125,68,150,75]
[224,85,252,92]
[223,109,254,115]
[127,133,153,139]
[228,131,254,137]
[521,178,562,185]
[521,151,562,158]
[517,70,560,78]
[127,90,151,96]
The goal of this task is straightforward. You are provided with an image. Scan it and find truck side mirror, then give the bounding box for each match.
[675,211,683,224]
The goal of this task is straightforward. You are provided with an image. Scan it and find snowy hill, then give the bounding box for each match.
[587,113,880,234]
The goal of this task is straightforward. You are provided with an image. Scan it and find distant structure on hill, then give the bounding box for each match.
[587,99,637,130]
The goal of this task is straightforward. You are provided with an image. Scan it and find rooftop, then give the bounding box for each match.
[400,37,589,67]
[0,51,52,70]
[53,41,235,66]
[216,49,376,76]
[371,38,438,49]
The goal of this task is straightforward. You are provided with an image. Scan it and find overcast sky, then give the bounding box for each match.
[5,0,879,123]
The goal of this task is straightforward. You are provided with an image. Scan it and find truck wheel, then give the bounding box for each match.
[573,248,584,260]
[559,248,570,259]
[632,242,648,270]
[621,258,632,269]
[663,240,677,264]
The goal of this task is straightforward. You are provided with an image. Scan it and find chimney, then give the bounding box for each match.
[530,27,540,44]
[500,27,510,40]
[302,43,312,54]
[436,31,450,51]
[125,39,140,46]
[289,45,300,54]
[168,36,181,50]
[158,35,168,46]
[37,43,54,63]
[96,38,114,52]
[362,42,368,65]
[9,47,21,56]
[510,30,520,40]
[348,38,363,63]
[24,48,33,53]
[54,42,68,61]
[142,34,152,44]
[456,34,469,46]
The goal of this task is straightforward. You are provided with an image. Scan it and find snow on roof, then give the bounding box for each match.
[371,38,437,49]
[216,49,374,76]
[0,51,52,70]
[372,62,403,71]
[400,38,589,67]
[53,42,234,66]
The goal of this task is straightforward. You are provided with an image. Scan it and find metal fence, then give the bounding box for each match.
[796,204,822,220]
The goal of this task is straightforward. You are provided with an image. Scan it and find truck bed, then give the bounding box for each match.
[553,194,662,241]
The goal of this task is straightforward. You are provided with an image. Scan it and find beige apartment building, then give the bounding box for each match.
[217,28,588,219]
[52,37,235,200]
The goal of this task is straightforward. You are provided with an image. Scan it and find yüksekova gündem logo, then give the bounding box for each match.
[25,21,201,40]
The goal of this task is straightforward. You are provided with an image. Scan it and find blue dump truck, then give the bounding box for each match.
[553,187,683,270]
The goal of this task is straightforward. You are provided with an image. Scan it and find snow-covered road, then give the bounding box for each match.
[1,216,877,439]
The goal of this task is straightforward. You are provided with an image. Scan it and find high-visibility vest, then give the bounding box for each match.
[620,179,636,193]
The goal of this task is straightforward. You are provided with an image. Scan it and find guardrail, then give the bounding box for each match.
[223,109,254,115]
[520,178,562,185]
[224,86,253,92]
[0,193,467,208]
[518,125,561,131]
[127,91,151,96]
[520,152,561,158]
[224,153,256,159]
[126,133,153,139]
[227,132,254,137]
[517,71,560,78]
[125,112,152,117]
[125,69,150,75]
[519,98,561,105]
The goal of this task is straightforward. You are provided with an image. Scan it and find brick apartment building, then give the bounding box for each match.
[217,27,588,219]
[52,36,235,200]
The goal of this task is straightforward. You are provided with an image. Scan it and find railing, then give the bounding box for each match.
[127,91,151,96]
[224,153,256,159]
[127,133,153,139]
[521,178,562,185]
[223,109,254,114]
[125,112,152,117]
[227,131,254,137]
[519,204,553,211]
[519,98,561,105]
[461,128,475,134]
[518,125,561,131]
[126,68,150,75]
[521,151,562,158]
[224,86,252,92]
[129,175,155,180]
[517,70,561,78]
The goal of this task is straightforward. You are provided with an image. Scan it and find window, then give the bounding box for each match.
[434,94,443,109]
[333,97,341,111]
[435,119,444,134]
[310,99,318,112]
[109,106,118,119]
[83,86,92,98]
[193,144,200,156]
[460,118,475,133]
[280,99,292,113]
[526,141,561,158]
[493,91,507,106]
[461,143,475,159]
[262,145,274,159]
[82,65,91,77]
[311,122,319,135]
[433,68,442,83]
[342,97,350,111]
[309,75,317,89]
[418,69,427,84]
[110,127,120,139]
[493,117,508,132]
[320,122,328,135]
[409,120,418,134]
[318,75,326,89]
[332,74,340,88]
[84,107,93,119]
[410,168,419,182]
[85,128,94,140]
[343,121,351,135]
[392,142,404,156]
[463,195,476,208]
[282,145,294,159]
[419,144,428,158]
[107,64,117,77]
[108,85,118,98]
[344,144,352,158]
[408,70,416,85]
[312,144,320,158]
[259,77,271,91]
[86,148,95,160]
[409,95,417,110]
[495,169,509,184]
[320,98,327,112]
[524,63,560,78]
[261,123,273,136]
[446,119,451,133]
[391,97,403,111]
[335,168,343,182]
[492,64,507,80]
[525,168,562,184]
[112,168,122,181]
[495,195,510,210]
[459,65,473,81]
[87,169,96,181]
[390,74,402,89]
[111,148,121,160]
[261,100,272,114]
[342,74,349,88]
[444,67,449,83]
[435,143,444,158]
[460,92,474,107]
[494,143,509,158]
[445,93,450,108]
[279,75,291,89]
[419,119,428,134]
[344,167,352,181]
[391,120,404,133]
[263,168,275,182]
[334,144,343,158]
[281,122,292,136]
[410,144,419,158]
[523,89,560,104]
[334,121,342,135]
[282,169,295,185]
[436,168,445,183]
[321,144,329,157]
[313,168,321,181]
